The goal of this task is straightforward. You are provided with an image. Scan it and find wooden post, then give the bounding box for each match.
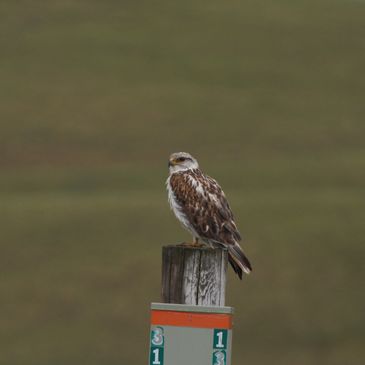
[161,244,228,306]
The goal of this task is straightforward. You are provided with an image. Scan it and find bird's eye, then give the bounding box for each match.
[177,157,186,162]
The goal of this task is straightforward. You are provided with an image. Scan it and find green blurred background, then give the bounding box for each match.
[1,0,364,364]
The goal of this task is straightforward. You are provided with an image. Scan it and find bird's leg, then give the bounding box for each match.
[179,237,205,248]
[192,237,205,247]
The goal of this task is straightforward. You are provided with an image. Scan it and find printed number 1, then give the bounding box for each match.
[216,331,224,348]
[152,348,161,365]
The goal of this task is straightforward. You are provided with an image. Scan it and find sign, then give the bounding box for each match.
[149,326,165,365]
[149,303,233,365]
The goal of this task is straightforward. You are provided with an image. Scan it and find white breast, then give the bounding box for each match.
[166,175,198,237]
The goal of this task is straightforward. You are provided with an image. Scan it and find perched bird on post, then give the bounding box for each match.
[166,152,252,279]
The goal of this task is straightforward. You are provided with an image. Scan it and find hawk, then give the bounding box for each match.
[166,152,252,279]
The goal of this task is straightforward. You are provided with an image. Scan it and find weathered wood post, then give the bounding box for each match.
[161,244,228,306]
[148,244,233,365]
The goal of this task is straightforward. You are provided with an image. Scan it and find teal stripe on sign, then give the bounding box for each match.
[150,347,164,365]
[212,350,226,365]
[151,326,164,347]
[213,329,227,350]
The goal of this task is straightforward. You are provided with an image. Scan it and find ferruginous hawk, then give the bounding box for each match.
[166,152,252,279]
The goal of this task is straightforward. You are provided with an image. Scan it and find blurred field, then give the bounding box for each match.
[1,0,365,364]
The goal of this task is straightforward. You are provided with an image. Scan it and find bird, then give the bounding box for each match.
[166,151,252,279]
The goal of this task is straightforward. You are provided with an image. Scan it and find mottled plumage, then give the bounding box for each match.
[166,152,252,279]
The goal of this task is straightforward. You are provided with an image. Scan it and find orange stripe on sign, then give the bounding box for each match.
[151,310,232,329]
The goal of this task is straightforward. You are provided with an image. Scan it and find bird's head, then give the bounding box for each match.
[168,152,199,173]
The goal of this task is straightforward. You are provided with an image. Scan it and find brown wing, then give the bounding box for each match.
[169,169,241,245]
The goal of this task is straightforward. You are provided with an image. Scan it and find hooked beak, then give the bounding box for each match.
[168,159,175,168]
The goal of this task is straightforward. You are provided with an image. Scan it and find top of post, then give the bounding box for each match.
[162,244,228,306]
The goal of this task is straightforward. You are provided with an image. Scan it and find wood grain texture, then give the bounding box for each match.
[162,245,227,306]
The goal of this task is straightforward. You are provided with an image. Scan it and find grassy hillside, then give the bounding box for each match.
[0,1,364,364]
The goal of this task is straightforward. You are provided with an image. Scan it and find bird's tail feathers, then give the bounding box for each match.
[228,242,252,279]
[228,255,243,280]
